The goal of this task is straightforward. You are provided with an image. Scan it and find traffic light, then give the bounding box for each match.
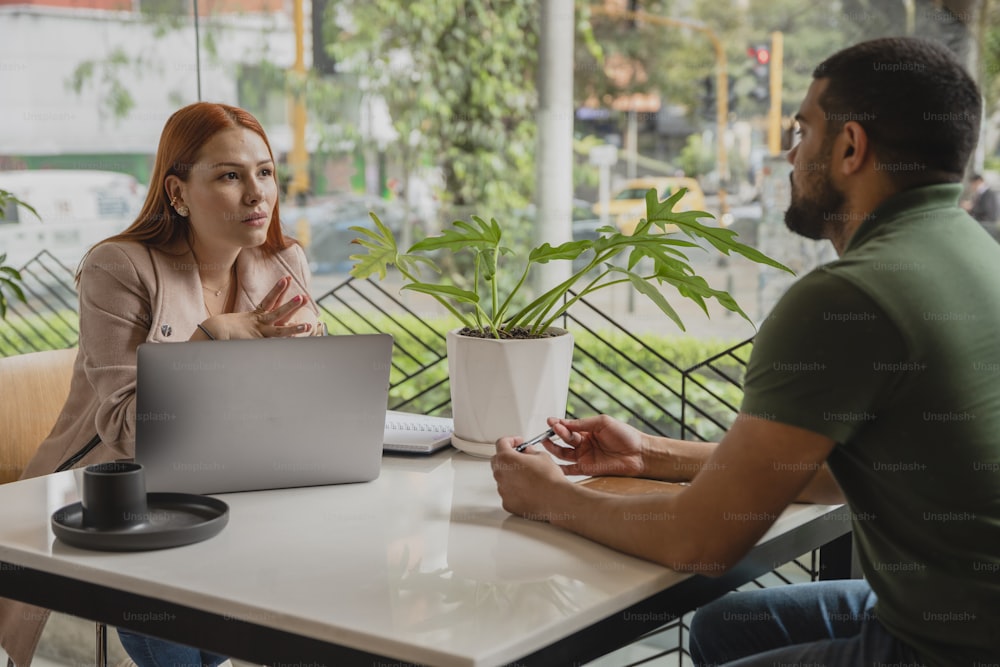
[312,0,337,76]
[748,44,770,103]
[700,75,716,120]
[627,0,639,29]
[699,75,737,119]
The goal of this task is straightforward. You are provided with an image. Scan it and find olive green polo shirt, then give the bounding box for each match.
[742,184,1000,665]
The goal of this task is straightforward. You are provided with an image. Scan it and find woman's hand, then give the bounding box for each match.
[204,276,314,340]
[541,414,649,478]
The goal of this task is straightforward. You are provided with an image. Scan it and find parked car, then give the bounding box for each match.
[0,169,144,268]
[592,176,708,234]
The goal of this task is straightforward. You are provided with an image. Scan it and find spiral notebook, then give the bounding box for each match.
[383,410,454,454]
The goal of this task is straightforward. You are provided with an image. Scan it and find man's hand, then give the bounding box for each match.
[490,413,840,572]
[492,438,575,521]
[542,414,648,477]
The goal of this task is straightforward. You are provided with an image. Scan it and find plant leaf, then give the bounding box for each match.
[402,282,480,305]
[645,187,686,219]
[655,269,751,321]
[606,266,685,331]
[0,276,26,304]
[0,265,23,280]
[348,213,399,281]
[529,240,592,263]
[641,195,793,275]
[683,224,792,273]
[410,215,500,253]
[603,234,699,272]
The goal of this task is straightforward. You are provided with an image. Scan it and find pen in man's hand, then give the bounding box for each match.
[515,427,556,453]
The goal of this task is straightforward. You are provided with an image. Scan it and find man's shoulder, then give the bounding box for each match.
[770,265,873,312]
[756,267,893,353]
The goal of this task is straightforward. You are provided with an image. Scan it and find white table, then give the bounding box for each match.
[0,451,850,667]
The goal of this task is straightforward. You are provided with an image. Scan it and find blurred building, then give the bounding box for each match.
[0,0,295,182]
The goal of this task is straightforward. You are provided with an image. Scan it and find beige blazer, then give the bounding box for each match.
[0,238,320,666]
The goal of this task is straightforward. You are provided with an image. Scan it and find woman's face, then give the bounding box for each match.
[166,127,278,257]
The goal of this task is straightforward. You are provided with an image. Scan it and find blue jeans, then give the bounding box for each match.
[688,580,923,666]
[117,629,228,667]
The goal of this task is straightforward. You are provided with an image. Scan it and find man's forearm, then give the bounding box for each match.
[640,435,718,482]
[641,437,843,504]
[547,481,705,571]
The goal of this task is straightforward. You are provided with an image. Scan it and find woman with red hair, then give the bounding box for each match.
[0,102,323,667]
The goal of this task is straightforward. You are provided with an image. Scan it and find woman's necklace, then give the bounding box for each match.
[201,274,233,297]
[201,265,236,316]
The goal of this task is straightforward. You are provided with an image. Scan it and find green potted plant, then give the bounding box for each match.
[350,189,790,457]
[0,189,36,319]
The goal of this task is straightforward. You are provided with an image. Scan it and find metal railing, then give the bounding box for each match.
[0,250,80,355]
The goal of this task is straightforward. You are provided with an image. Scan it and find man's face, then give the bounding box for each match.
[784,79,847,240]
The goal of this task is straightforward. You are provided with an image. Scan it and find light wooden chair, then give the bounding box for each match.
[0,348,108,667]
[0,347,78,484]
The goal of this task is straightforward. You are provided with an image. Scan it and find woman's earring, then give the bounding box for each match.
[170,196,189,217]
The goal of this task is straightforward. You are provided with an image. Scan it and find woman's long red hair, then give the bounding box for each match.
[82,103,291,274]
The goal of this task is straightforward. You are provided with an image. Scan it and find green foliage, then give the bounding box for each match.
[63,5,235,122]
[66,47,145,121]
[139,0,190,34]
[0,309,80,355]
[0,189,37,220]
[577,0,874,122]
[0,254,25,321]
[677,133,715,178]
[350,188,791,338]
[981,2,1000,118]
[326,0,541,220]
[568,327,748,441]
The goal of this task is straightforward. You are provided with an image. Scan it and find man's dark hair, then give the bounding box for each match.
[813,37,981,187]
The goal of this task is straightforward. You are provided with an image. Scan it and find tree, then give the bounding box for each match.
[65,3,231,123]
[325,0,540,224]
[975,0,1000,165]
[677,133,715,177]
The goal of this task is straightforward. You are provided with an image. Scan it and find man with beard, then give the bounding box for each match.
[491,37,999,666]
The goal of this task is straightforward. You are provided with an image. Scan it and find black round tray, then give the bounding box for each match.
[52,493,229,551]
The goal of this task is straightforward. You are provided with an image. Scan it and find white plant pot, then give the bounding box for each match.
[447,327,574,458]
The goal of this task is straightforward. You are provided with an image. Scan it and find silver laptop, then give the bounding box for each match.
[135,334,393,494]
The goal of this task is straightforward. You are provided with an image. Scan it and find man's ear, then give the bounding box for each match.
[837,121,869,176]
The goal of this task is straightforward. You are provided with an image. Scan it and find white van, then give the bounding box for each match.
[0,169,145,269]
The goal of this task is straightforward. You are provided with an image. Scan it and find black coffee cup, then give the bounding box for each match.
[81,462,149,530]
